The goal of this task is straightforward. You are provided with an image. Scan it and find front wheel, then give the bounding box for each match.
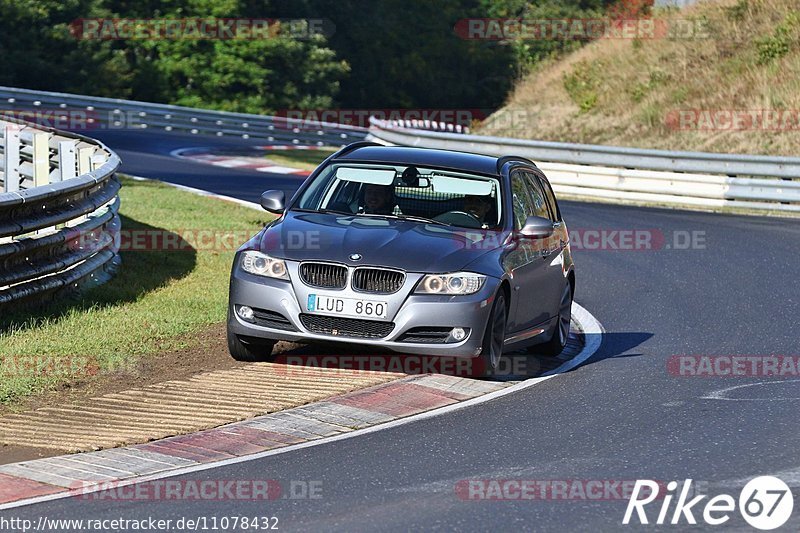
[533,283,572,357]
[227,325,276,362]
[478,290,507,377]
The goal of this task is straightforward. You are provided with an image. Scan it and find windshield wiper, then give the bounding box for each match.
[395,214,453,226]
[295,207,353,216]
[355,212,452,227]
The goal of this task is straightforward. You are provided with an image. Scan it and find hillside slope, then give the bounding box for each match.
[479,0,800,156]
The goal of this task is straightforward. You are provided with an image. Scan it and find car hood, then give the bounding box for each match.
[257,211,506,273]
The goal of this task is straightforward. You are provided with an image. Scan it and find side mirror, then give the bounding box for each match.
[260,190,285,214]
[519,215,555,239]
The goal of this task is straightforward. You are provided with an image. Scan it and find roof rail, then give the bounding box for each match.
[496,155,538,174]
[331,141,383,159]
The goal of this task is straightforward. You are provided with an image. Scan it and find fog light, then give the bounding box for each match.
[238,305,254,320]
[451,327,467,341]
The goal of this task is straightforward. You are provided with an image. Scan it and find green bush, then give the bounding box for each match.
[756,11,800,64]
[563,60,605,112]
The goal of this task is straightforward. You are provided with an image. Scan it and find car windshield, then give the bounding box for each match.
[295,164,503,230]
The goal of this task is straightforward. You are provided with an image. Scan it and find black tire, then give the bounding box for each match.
[227,325,276,362]
[533,283,573,357]
[478,290,507,377]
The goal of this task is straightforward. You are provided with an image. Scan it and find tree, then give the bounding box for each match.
[282,0,518,110]
[0,0,349,113]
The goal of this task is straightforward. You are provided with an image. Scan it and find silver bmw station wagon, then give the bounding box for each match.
[227,143,575,376]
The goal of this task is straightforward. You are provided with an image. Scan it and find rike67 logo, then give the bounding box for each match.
[623,477,794,530]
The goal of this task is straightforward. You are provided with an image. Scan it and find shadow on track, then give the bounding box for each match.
[579,331,653,367]
[266,331,653,382]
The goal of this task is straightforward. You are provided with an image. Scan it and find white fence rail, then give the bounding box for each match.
[369,118,800,213]
[0,116,121,309]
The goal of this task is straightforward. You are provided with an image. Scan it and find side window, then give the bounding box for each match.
[510,171,534,230]
[523,172,550,220]
[536,173,560,222]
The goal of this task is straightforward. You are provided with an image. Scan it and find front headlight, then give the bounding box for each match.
[415,272,486,295]
[241,251,289,280]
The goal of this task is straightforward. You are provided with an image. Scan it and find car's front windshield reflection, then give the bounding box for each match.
[296,164,503,230]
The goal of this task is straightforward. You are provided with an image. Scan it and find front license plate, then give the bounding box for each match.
[307,294,388,319]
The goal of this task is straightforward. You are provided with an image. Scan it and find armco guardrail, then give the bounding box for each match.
[0,86,367,146]
[0,116,121,309]
[369,118,800,213]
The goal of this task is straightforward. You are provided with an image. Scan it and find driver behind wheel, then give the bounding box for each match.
[463,195,493,227]
[362,184,396,215]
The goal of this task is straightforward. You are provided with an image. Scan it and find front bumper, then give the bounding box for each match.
[227,260,498,357]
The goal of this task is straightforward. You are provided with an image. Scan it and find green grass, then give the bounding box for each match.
[0,176,272,405]
[479,0,800,156]
[263,147,337,171]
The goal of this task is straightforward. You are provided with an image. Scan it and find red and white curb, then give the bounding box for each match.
[0,303,602,510]
[170,147,313,176]
[180,154,310,176]
[255,145,325,151]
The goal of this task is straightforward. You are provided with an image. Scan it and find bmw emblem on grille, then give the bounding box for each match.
[349,253,362,261]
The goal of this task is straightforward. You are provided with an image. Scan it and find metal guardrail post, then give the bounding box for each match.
[3,125,20,192]
[78,146,94,175]
[32,131,49,187]
[58,140,77,181]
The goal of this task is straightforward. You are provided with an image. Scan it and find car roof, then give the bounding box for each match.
[333,145,513,176]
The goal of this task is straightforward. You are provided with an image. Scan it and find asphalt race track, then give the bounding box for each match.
[91,130,310,202]
[9,130,800,531]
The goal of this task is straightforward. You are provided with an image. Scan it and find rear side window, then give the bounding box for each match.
[510,171,535,230]
[535,173,561,221]
[523,172,550,220]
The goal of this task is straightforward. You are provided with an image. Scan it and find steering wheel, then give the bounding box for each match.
[433,210,483,229]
